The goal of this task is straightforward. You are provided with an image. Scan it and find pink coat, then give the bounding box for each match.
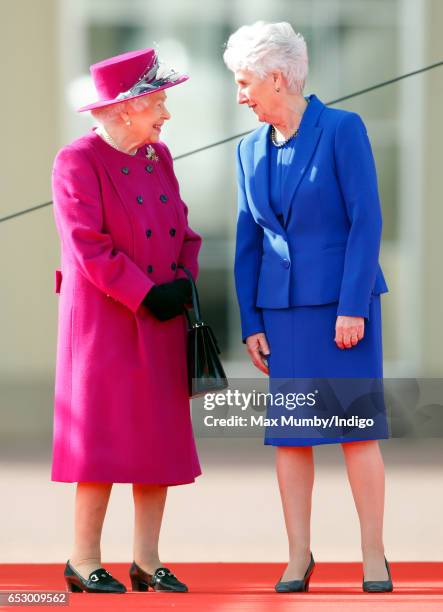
[51,129,202,484]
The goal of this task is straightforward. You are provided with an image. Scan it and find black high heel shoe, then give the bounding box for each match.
[362,556,393,592]
[129,561,188,592]
[64,560,126,593]
[275,552,315,593]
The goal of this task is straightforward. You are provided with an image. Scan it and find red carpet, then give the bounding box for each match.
[1,561,442,611]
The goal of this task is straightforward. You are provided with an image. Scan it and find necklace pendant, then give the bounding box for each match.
[146,145,159,162]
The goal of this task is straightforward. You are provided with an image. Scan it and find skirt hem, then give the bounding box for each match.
[50,470,202,486]
[264,436,390,447]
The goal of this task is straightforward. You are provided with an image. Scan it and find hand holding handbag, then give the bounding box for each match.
[142,280,190,321]
[178,265,229,398]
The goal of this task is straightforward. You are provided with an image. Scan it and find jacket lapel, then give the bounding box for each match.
[245,94,326,234]
[281,95,324,225]
[281,127,323,225]
[249,124,286,235]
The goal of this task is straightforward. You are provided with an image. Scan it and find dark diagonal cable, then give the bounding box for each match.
[0,201,55,223]
[1,59,442,224]
[174,60,443,160]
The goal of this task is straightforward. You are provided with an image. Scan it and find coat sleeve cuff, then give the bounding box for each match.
[241,321,265,344]
[242,330,266,344]
[126,276,156,315]
[336,304,370,322]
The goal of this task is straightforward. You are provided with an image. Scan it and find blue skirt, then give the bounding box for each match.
[262,296,390,446]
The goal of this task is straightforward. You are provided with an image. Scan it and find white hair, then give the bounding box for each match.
[223,21,308,94]
[91,95,153,126]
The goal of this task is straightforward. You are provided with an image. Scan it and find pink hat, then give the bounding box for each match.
[77,47,188,112]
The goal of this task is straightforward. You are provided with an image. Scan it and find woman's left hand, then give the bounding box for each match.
[335,315,364,349]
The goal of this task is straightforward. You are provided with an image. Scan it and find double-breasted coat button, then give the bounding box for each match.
[169,228,176,237]
[136,195,143,204]
[145,164,154,173]
[171,262,177,271]
[160,194,168,203]
[147,265,153,273]
[121,166,130,175]
[146,229,152,238]
[282,258,291,268]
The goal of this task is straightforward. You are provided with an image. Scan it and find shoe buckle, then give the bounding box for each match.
[154,568,174,580]
[90,570,111,582]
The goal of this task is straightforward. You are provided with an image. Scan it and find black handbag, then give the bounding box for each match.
[178,265,228,398]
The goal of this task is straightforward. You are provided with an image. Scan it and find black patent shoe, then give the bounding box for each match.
[275,552,315,593]
[129,561,188,592]
[362,556,393,592]
[64,560,126,593]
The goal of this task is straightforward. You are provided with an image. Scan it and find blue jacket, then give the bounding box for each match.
[234,93,388,342]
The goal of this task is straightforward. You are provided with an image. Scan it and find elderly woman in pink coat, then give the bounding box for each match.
[51,47,201,594]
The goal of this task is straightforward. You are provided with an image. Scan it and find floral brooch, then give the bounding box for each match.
[146,145,159,162]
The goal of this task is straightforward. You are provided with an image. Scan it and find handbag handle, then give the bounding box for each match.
[178,265,222,356]
[178,264,202,323]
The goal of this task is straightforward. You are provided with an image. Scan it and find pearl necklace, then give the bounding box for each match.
[270,98,310,148]
[271,125,299,147]
[96,127,137,156]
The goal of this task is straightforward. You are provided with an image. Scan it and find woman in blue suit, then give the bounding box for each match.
[224,21,393,593]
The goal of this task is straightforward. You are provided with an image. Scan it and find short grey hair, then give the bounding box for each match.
[223,21,308,94]
[91,95,153,126]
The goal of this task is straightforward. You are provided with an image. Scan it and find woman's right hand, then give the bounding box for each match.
[246,333,270,375]
[143,280,190,321]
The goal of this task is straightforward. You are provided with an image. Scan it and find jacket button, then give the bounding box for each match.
[147,265,153,273]
[171,262,177,271]
[169,228,176,237]
[282,258,291,268]
[145,164,154,173]
[160,194,168,203]
[146,229,152,238]
[136,195,143,204]
[121,167,129,175]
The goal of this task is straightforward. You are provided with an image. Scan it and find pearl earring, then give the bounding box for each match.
[126,120,131,126]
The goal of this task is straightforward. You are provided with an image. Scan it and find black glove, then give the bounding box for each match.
[173,278,192,304]
[143,279,191,321]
